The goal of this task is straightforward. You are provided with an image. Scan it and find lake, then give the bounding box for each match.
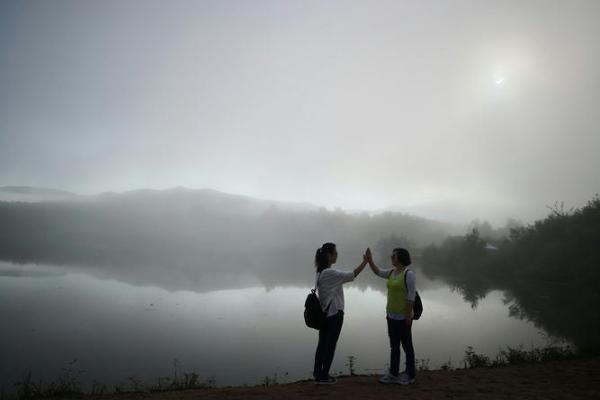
[0,261,554,391]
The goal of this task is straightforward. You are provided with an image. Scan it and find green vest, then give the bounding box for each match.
[386,269,408,315]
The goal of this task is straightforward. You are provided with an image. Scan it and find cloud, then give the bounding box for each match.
[1,0,598,224]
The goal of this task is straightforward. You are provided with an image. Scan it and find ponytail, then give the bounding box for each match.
[315,242,336,273]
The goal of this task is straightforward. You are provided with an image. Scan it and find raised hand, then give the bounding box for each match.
[365,247,373,263]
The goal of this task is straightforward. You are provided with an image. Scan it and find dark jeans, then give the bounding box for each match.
[387,317,415,378]
[313,310,344,380]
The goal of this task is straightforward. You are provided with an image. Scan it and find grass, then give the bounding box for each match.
[6,344,590,399]
[12,358,216,400]
[345,356,357,376]
[261,374,279,387]
[14,359,85,399]
[416,358,431,371]
[463,344,577,369]
[439,358,453,371]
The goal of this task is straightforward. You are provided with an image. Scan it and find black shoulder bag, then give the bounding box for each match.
[304,272,330,330]
[404,269,423,320]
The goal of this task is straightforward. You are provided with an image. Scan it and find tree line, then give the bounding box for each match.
[421,195,600,350]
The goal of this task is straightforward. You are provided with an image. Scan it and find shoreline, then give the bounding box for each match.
[32,356,600,400]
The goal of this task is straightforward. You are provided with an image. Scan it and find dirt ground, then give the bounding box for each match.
[95,357,600,400]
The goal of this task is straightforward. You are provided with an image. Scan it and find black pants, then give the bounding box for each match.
[313,310,344,379]
[387,317,415,378]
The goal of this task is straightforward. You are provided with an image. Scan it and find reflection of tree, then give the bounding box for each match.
[502,282,600,350]
[436,274,600,349]
[450,276,492,309]
[421,196,600,350]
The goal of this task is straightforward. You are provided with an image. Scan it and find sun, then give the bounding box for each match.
[495,77,505,85]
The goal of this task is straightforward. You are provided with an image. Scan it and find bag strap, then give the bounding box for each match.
[313,271,321,292]
[404,268,413,289]
[314,271,334,314]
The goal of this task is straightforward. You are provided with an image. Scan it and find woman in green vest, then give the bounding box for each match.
[366,247,416,385]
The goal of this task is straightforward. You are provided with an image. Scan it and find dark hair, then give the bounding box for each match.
[393,248,411,266]
[315,242,336,273]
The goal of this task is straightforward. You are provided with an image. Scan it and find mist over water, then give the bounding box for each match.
[1,0,599,395]
[0,261,552,390]
[0,188,456,292]
[0,184,596,395]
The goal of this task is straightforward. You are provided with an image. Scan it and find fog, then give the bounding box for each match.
[1,265,553,390]
[2,3,600,395]
[0,187,456,292]
[2,0,600,224]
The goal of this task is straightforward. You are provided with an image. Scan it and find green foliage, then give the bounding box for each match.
[346,355,357,376]
[422,195,600,349]
[14,360,85,399]
[261,374,278,387]
[416,358,430,371]
[11,359,216,399]
[439,359,453,371]
[464,346,491,368]
[149,359,215,392]
[464,345,576,370]
[424,195,600,283]
[497,345,575,365]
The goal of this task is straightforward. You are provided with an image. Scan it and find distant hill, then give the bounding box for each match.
[0,185,455,291]
[0,186,77,202]
[91,187,320,216]
[0,185,318,215]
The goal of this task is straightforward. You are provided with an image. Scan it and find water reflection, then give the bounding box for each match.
[503,281,599,350]
[0,262,550,391]
[422,271,596,350]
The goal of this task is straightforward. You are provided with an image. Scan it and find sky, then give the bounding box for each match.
[1,0,599,224]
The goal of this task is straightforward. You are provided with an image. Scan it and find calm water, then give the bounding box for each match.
[0,262,552,390]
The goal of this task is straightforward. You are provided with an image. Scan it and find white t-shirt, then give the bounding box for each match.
[316,268,355,317]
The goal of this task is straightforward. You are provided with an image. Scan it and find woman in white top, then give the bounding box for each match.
[366,247,417,385]
[313,242,368,384]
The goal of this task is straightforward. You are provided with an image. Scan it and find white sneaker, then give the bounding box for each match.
[315,376,337,385]
[399,374,416,385]
[379,373,400,384]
